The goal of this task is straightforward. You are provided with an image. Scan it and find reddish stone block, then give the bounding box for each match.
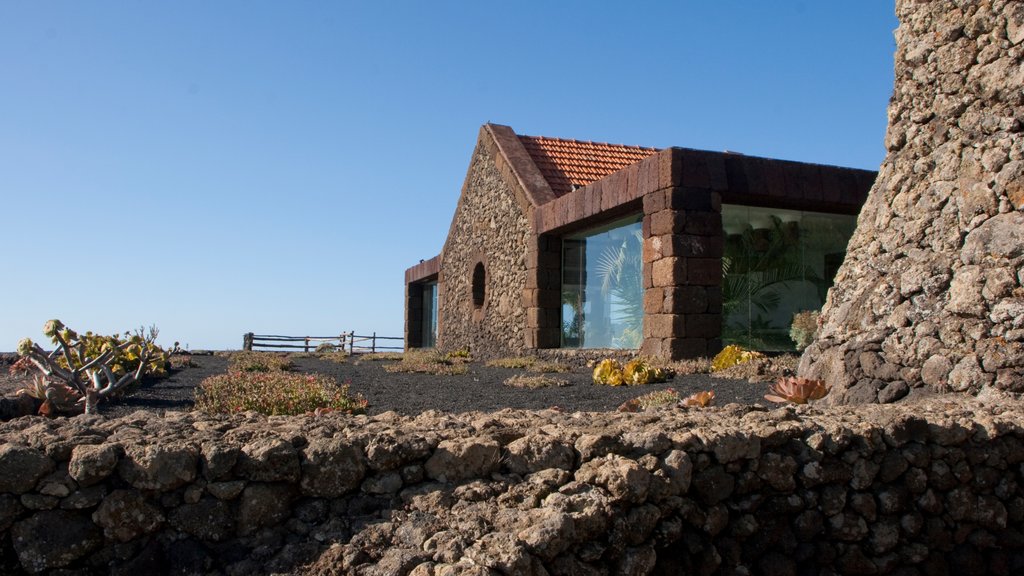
[706,289,723,314]
[643,263,653,289]
[643,288,664,315]
[521,288,536,308]
[643,236,663,264]
[662,149,683,188]
[706,338,723,356]
[687,258,722,286]
[668,187,719,211]
[636,156,660,197]
[665,286,709,314]
[685,314,721,338]
[537,289,561,308]
[681,150,728,191]
[525,249,539,270]
[650,210,684,236]
[585,180,603,218]
[524,331,537,349]
[796,165,824,203]
[682,212,721,236]
[525,271,539,290]
[664,338,708,360]
[539,250,560,271]
[537,329,561,349]
[652,257,686,287]
[572,190,587,223]
[663,235,724,259]
[526,309,540,329]
[640,337,663,358]
[763,164,789,200]
[647,314,685,338]
[643,189,668,214]
[528,307,559,329]
[601,171,627,212]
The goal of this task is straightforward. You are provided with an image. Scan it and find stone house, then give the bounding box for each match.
[405,123,876,359]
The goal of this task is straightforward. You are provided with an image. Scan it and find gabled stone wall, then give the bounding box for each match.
[436,136,530,358]
[800,0,1024,403]
[2,399,1023,574]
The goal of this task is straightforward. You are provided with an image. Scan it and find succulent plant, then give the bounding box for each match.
[623,359,652,385]
[16,338,34,356]
[764,376,830,405]
[15,319,169,414]
[711,345,765,373]
[43,319,64,338]
[592,359,625,386]
[681,390,716,407]
[790,310,820,351]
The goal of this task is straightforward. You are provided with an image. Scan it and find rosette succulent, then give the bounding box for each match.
[43,319,64,338]
[592,359,625,386]
[16,338,34,356]
[765,377,830,405]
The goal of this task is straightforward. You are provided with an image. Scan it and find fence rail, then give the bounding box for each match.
[242,332,403,354]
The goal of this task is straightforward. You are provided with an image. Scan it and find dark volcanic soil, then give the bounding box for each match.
[3,354,768,419]
[105,355,765,418]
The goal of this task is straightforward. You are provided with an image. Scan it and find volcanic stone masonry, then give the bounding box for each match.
[799,0,1024,403]
[2,399,1023,574]
[436,137,531,358]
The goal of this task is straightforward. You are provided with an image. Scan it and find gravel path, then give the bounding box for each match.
[94,354,767,419]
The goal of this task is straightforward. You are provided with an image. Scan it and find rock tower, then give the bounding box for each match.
[800,0,1024,403]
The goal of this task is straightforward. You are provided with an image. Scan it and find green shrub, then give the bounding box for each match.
[361,352,404,362]
[529,361,571,374]
[229,351,293,373]
[169,354,194,370]
[486,357,536,369]
[383,350,468,375]
[195,371,367,416]
[618,388,681,412]
[318,350,349,364]
[315,342,339,354]
[503,374,571,389]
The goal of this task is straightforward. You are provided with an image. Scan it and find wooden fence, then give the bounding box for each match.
[242,332,403,354]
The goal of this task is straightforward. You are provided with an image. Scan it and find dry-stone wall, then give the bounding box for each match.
[1,399,1023,575]
[800,0,1024,402]
[438,141,530,358]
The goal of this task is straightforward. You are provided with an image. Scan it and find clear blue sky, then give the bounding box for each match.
[1,1,899,351]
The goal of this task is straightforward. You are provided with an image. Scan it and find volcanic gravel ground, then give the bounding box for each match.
[93,354,767,419]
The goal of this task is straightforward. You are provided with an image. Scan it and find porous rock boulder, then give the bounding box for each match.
[800,0,1024,402]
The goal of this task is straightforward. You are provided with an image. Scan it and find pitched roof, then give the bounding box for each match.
[517,134,659,198]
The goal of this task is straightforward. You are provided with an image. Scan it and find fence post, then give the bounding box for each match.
[372,332,377,353]
[305,338,310,353]
[243,333,254,351]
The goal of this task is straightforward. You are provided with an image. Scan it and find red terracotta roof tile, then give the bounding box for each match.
[518,134,659,198]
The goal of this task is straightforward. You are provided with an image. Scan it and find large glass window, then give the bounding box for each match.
[561,215,643,349]
[420,281,438,348]
[722,205,856,351]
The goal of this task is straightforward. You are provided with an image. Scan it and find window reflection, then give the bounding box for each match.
[722,205,856,351]
[420,281,438,348]
[561,216,643,349]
